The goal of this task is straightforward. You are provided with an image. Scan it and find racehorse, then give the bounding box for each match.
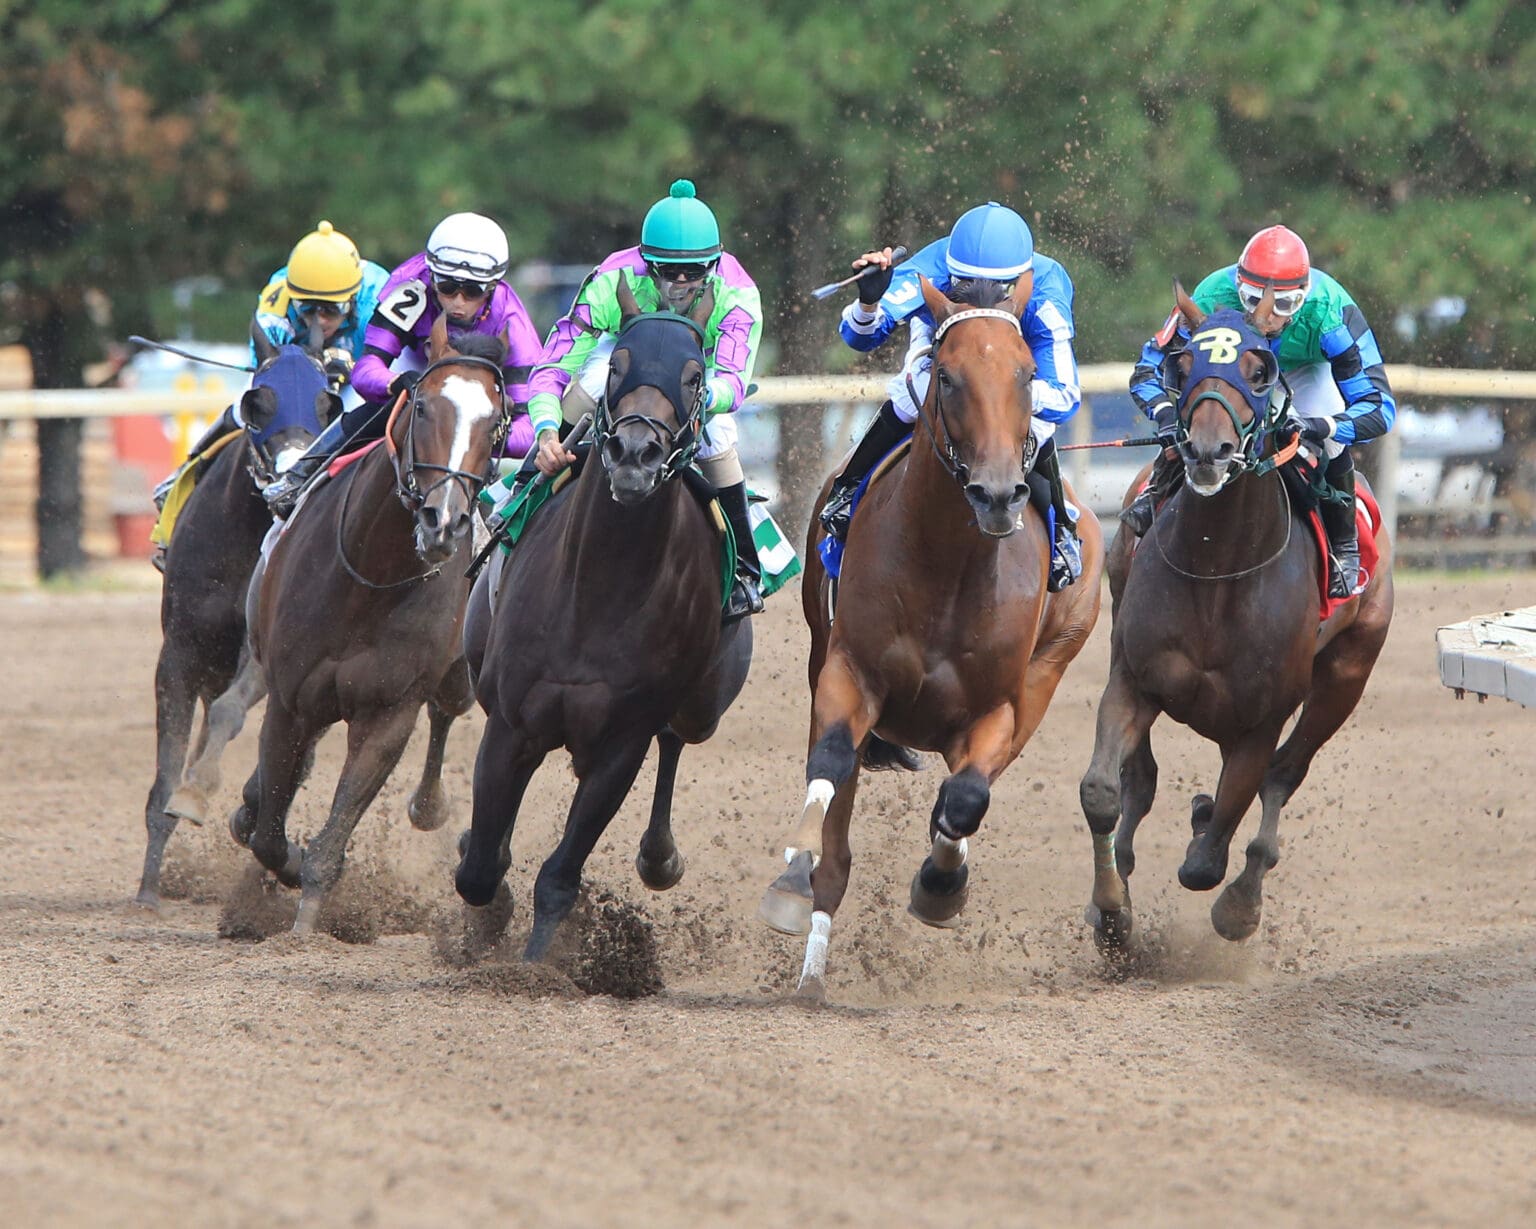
[759,275,1105,998]
[232,313,508,933]
[455,275,752,961]
[1079,291,1393,950]
[136,322,334,907]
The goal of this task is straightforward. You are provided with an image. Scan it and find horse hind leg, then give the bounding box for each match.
[525,736,651,963]
[137,656,200,908]
[454,715,540,959]
[167,643,267,824]
[909,767,990,929]
[1179,722,1285,908]
[408,666,471,832]
[635,730,686,891]
[247,705,316,890]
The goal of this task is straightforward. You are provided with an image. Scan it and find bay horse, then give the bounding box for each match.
[455,276,752,961]
[136,321,334,907]
[1079,293,1393,951]
[759,276,1104,998]
[232,313,508,933]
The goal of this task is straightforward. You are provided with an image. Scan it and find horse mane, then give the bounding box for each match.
[445,331,508,366]
[947,279,1013,309]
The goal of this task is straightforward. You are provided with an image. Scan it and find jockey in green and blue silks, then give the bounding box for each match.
[524,178,768,622]
[1124,224,1396,599]
[824,201,1085,592]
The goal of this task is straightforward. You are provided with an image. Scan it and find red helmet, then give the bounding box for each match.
[1237,225,1310,290]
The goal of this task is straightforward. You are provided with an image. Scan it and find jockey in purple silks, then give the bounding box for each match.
[262,212,543,516]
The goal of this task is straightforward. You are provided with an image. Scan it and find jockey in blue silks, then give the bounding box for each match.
[823,202,1084,591]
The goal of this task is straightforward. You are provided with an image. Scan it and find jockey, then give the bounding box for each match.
[150,220,388,513]
[525,179,767,621]
[261,211,544,516]
[1124,224,1396,598]
[823,202,1084,592]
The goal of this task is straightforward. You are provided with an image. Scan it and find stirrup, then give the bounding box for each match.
[818,483,856,540]
[1328,551,1360,599]
[1048,532,1081,593]
[723,576,764,621]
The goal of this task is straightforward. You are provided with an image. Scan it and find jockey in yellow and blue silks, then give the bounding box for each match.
[1124,224,1396,598]
[824,202,1085,591]
[150,220,388,518]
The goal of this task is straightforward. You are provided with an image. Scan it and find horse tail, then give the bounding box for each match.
[862,733,922,773]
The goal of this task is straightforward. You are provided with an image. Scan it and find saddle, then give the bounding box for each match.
[817,438,913,581]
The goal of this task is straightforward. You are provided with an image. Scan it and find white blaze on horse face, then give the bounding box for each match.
[441,373,497,473]
[272,445,307,474]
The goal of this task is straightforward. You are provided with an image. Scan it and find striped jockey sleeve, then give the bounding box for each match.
[1025,297,1081,425]
[1322,304,1395,446]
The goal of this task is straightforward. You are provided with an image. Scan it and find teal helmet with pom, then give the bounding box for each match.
[640,179,722,264]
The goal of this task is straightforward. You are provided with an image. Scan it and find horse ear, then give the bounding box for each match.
[1173,279,1204,330]
[303,316,325,355]
[250,317,277,367]
[316,389,342,426]
[919,275,954,326]
[616,269,641,324]
[428,307,450,360]
[1004,269,1034,317]
[240,386,276,432]
[687,281,715,332]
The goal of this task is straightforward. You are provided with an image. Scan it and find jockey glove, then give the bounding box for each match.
[388,370,421,401]
[1152,401,1180,444]
[852,260,894,305]
[1296,416,1335,445]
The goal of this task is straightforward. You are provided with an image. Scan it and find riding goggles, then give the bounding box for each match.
[295,298,352,319]
[1236,279,1308,317]
[648,262,713,284]
[434,276,492,299]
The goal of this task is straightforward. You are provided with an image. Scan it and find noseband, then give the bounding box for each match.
[390,353,509,511]
[909,307,1037,487]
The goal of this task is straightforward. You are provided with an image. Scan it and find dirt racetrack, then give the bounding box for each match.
[2,569,1533,1227]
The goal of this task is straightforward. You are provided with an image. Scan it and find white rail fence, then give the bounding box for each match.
[4,364,1535,544]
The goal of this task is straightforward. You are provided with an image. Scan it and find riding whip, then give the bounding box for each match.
[465,413,594,581]
[1059,435,1163,451]
[810,247,909,300]
[129,336,254,373]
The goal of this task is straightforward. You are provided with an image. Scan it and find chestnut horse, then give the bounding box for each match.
[137,322,334,907]
[1079,295,1393,951]
[759,276,1104,998]
[455,279,752,961]
[232,314,508,932]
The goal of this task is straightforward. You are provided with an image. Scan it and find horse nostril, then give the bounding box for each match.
[964,483,990,509]
[1214,442,1236,462]
[640,441,664,467]
[602,438,625,467]
[1012,484,1030,508]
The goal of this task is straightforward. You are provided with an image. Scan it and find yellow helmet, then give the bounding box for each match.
[285,220,362,301]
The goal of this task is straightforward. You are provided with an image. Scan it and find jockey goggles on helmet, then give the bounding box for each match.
[433,275,492,299]
[295,297,352,319]
[1236,279,1308,317]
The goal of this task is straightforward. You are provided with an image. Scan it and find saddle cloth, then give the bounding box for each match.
[149,430,242,549]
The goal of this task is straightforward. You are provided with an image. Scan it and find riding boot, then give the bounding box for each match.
[1119,446,1184,538]
[260,413,352,517]
[718,481,765,621]
[1320,461,1360,598]
[1035,439,1082,592]
[819,400,912,540]
[152,403,241,511]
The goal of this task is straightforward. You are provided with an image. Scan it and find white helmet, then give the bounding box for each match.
[425,212,509,282]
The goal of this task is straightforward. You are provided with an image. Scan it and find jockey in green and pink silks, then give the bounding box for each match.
[527,179,768,621]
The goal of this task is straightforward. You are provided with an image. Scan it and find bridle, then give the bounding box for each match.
[242,350,333,488]
[593,311,709,485]
[907,306,1038,488]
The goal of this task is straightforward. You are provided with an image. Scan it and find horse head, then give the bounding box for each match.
[241,317,337,481]
[391,312,508,564]
[918,274,1038,537]
[1167,285,1280,496]
[596,270,712,506]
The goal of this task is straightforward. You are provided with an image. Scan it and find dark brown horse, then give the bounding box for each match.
[1079,293,1393,950]
[455,279,752,961]
[232,313,507,933]
[137,323,334,907]
[758,276,1104,998]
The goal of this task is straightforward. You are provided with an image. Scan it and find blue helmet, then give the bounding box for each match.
[945,202,1033,281]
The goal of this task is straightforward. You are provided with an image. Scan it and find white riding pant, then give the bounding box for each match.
[1279,361,1347,461]
[890,348,1057,449]
[569,336,738,461]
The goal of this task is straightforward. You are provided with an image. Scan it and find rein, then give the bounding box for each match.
[912,306,1030,487]
[1149,471,1294,582]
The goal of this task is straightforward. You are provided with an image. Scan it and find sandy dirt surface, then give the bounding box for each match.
[1,568,1533,1227]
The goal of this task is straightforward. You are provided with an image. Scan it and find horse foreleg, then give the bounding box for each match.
[1080,665,1160,948]
[137,654,200,908]
[760,652,876,935]
[453,712,539,957]
[294,703,420,935]
[525,736,651,963]
[790,765,862,1002]
[636,729,687,890]
[408,662,472,832]
[248,703,317,890]
[167,643,267,825]
[1179,722,1286,899]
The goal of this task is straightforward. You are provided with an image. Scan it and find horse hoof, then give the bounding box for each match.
[1189,794,1215,834]
[635,849,685,892]
[292,895,322,935]
[1086,902,1135,952]
[407,787,451,832]
[165,785,208,824]
[908,859,969,929]
[1210,884,1262,942]
[228,805,255,849]
[133,887,162,911]
[274,841,304,890]
[793,974,827,1004]
[758,851,815,935]
[1177,857,1223,892]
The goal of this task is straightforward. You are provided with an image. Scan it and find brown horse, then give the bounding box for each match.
[455,279,752,961]
[759,276,1104,998]
[232,313,508,933]
[137,323,334,907]
[1079,293,1393,951]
